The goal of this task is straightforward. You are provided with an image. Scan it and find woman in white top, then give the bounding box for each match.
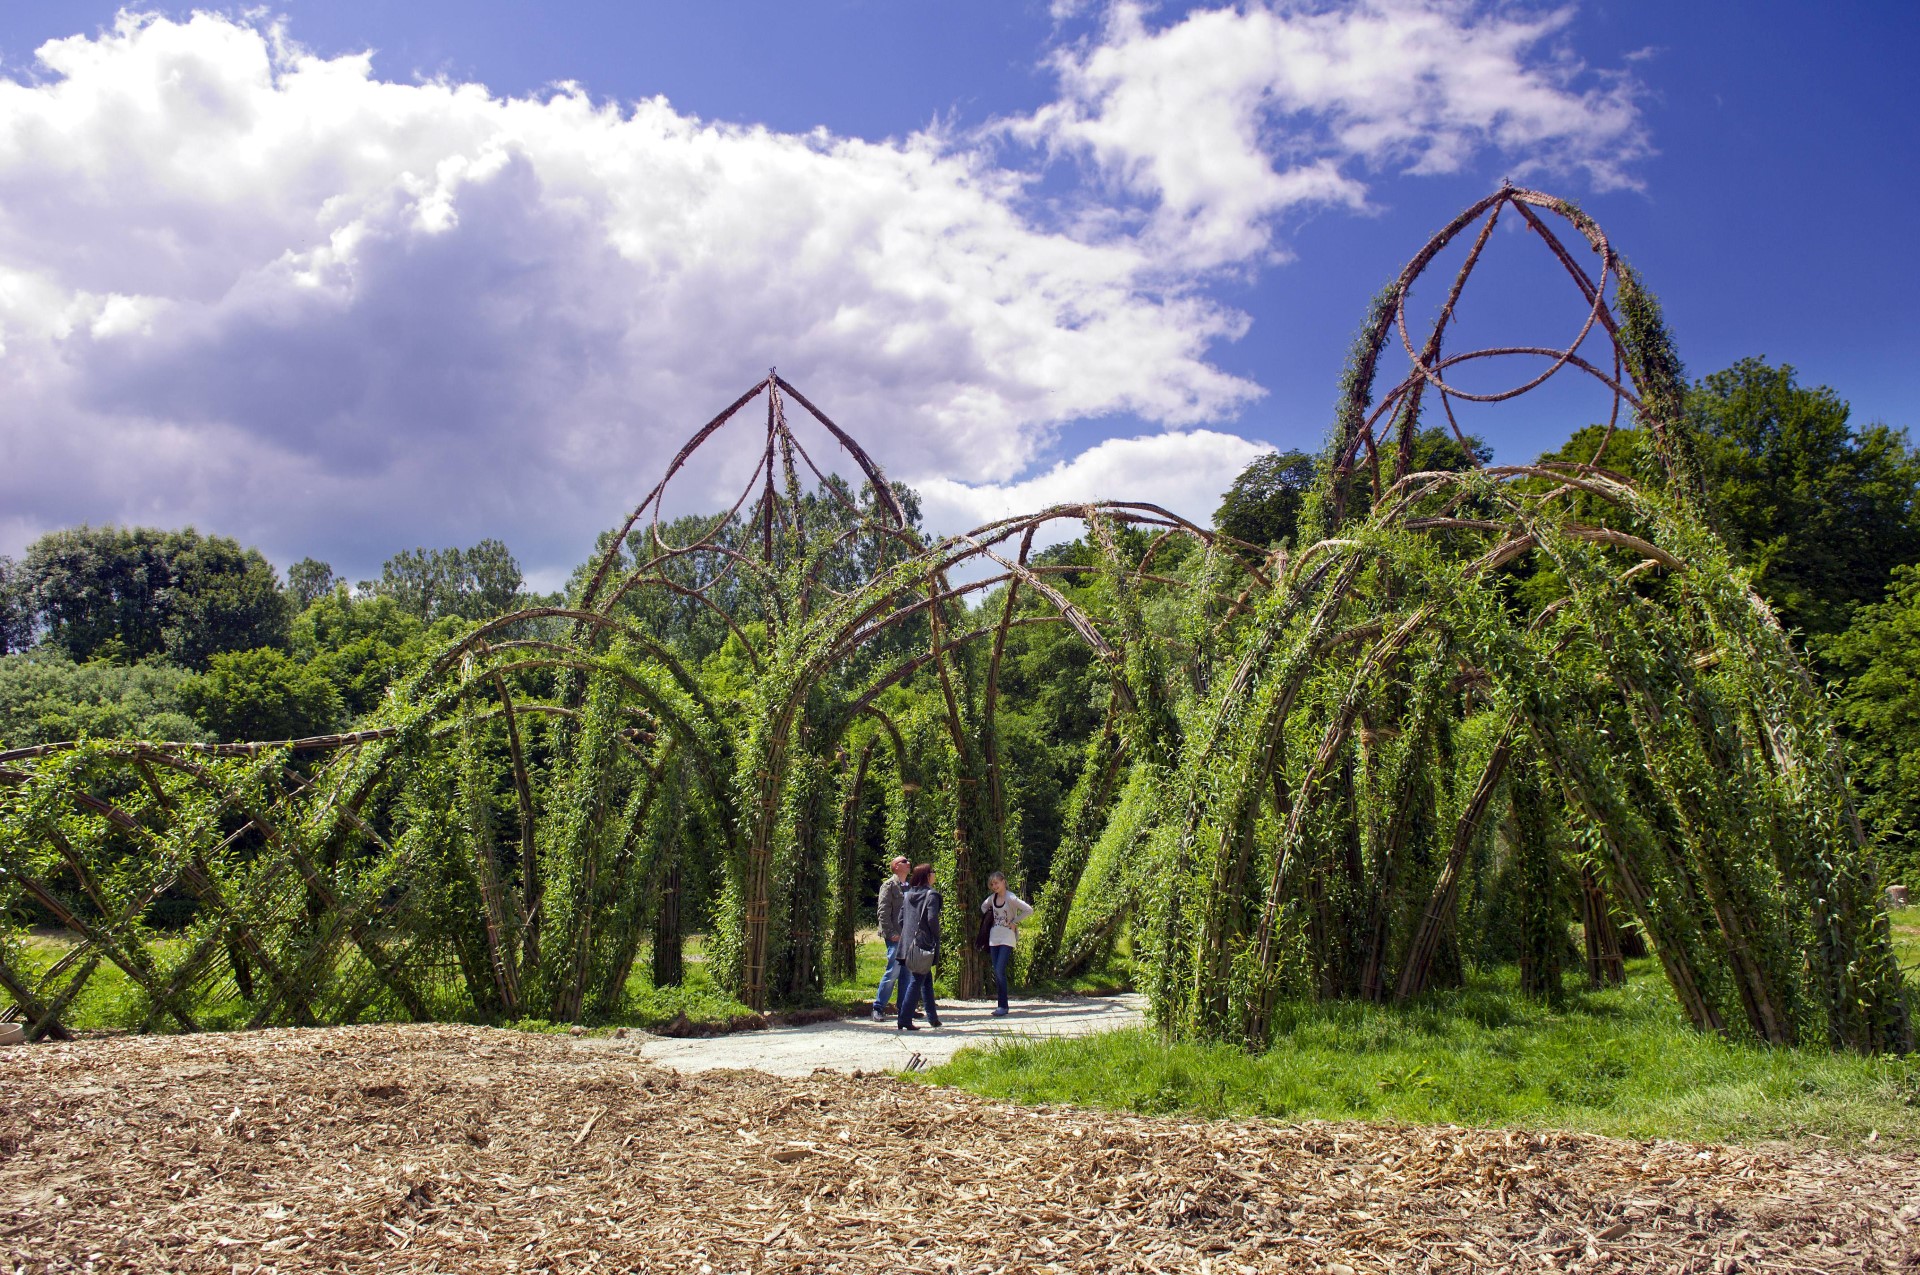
[980,870,1034,1017]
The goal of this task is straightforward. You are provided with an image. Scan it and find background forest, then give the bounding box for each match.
[3,354,1919,930]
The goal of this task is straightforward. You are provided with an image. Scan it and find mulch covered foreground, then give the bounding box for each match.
[2,1024,1913,1273]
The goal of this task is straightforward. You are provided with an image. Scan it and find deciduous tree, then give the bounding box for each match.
[1827,563,1920,883]
[21,526,289,667]
[181,646,343,742]
[286,558,340,610]
[1214,450,1315,549]
[0,556,32,655]
[0,651,202,746]
[370,540,525,622]
[161,532,292,669]
[1688,358,1920,639]
[290,591,427,718]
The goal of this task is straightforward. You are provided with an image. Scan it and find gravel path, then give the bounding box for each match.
[631,993,1145,1075]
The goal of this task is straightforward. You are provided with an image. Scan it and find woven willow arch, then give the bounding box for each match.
[1,189,1906,1051]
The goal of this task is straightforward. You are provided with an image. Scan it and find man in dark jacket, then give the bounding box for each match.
[895,864,944,1031]
[870,856,910,1022]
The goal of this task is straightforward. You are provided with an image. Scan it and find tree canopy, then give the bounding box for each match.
[179,647,344,743]
[0,557,31,657]
[286,558,340,611]
[0,652,202,747]
[365,539,525,622]
[1689,358,1920,640]
[18,525,289,668]
[1214,450,1316,550]
[1827,563,1920,882]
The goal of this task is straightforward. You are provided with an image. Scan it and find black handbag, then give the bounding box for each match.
[974,905,994,952]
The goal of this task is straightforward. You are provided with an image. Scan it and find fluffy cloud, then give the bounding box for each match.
[0,13,1259,580]
[1016,0,1648,268]
[0,7,1645,583]
[918,429,1275,547]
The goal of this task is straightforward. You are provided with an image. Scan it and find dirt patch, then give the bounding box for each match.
[3,1023,1914,1272]
[652,1010,771,1038]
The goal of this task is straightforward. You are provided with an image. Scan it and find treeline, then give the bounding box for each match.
[0,531,546,745]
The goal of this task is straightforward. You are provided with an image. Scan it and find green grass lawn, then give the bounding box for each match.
[924,954,1920,1150]
[7,928,902,1035]
[7,929,215,1032]
[822,932,894,1011]
[1889,904,1920,976]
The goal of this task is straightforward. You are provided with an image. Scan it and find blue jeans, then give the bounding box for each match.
[897,968,940,1028]
[872,940,901,1012]
[991,943,1013,1011]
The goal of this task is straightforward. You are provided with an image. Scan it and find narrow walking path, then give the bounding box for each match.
[630,993,1144,1076]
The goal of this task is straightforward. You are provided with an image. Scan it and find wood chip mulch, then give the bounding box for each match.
[2,1023,1914,1273]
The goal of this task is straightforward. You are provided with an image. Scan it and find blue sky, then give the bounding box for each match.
[0,2,1913,585]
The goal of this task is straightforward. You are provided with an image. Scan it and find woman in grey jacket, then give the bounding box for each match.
[895,863,944,1031]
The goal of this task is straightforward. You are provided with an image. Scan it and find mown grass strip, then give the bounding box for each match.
[924,959,1920,1149]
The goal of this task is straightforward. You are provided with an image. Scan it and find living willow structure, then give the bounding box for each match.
[1,188,1908,1053]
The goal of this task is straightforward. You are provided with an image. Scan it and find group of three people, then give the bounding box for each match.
[871,856,1033,1030]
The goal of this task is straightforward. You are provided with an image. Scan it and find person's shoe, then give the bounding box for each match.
[897,1022,920,1032]
[991,1007,1008,1017]
[870,1009,886,1022]
[926,1016,942,1029]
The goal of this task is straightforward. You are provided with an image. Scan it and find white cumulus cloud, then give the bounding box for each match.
[0,12,1256,580]
[0,6,1647,583]
[1014,0,1648,268]
[918,429,1274,546]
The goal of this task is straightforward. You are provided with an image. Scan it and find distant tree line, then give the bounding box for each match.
[0,530,542,746]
